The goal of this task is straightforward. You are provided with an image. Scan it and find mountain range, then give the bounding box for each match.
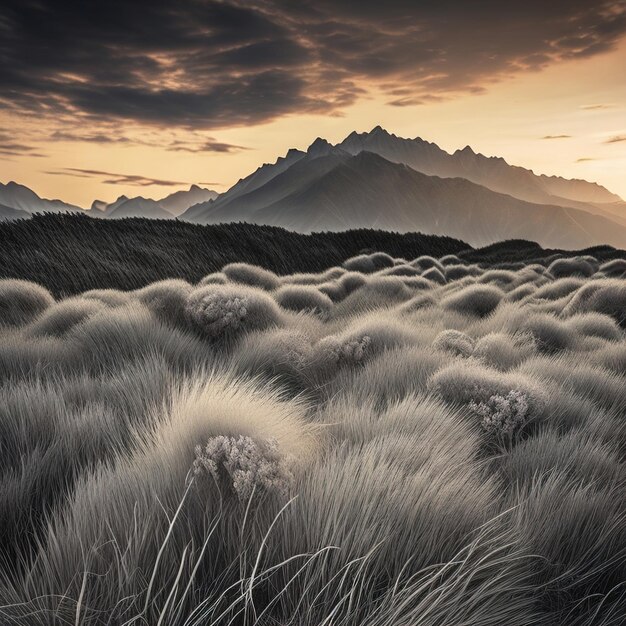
[3,127,625,248]
[0,182,217,222]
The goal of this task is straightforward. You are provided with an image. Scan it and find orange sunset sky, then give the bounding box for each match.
[1,1,625,207]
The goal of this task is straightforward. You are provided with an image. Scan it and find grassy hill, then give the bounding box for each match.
[1,213,624,297]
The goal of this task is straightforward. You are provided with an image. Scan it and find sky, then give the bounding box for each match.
[0,0,625,208]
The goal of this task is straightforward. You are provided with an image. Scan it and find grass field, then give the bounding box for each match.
[0,233,625,624]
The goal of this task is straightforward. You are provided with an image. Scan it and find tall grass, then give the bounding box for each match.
[0,248,624,625]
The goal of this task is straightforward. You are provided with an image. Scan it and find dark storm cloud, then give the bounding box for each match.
[1,0,625,129]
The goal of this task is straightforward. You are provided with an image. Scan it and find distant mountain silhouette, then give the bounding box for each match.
[0,181,82,215]
[93,185,218,219]
[5,128,626,248]
[338,126,622,208]
[181,129,626,249]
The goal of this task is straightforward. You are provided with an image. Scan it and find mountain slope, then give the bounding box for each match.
[0,181,83,214]
[338,127,622,209]
[105,197,174,220]
[158,185,218,216]
[185,151,626,249]
[0,202,29,221]
[92,185,218,219]
[196,142,349,223]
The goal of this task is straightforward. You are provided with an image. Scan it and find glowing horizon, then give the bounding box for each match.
[1,1,625,207]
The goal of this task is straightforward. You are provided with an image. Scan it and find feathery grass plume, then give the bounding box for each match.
[421,266,447,284]
[0,355,175,567]
[592,340,626,373]
[24,297,105,337]
[401,276,433,291]
[233,327,313,390]
[274,285,333,316]
[532,277,585,301]
[599,258,626,278]
[309,317,419,383]
[445,264,473,280]
[186,284,284,341]
[338,271,367,295]
[509,266,545,287]
[378,264,422,277]
[316,280,345,302]
[325,346,448,408]
[509,474,626,625]
[135,279,193,326]
[0,369,314,623]
[516,355,626,418]
[432,329,475,357]
[0,331,72,382]
[0,279,54,327]
[342,252,395,273]
[520,313,574,353]
[81,288,131,306]
[72,302,209,374]
[442,284,502,317]
[472,332,536,370]
[330,275,412,318]
[281,271,325,285]
[498,429,623,490]
[477,269,517,288]
[563,279,626,328]
[411,255,445,272]
[439,253,463,266]
[221,262,281,291]
[278,393,515,621]
[547,256,598,278]
[319,266,347,281]
[505,283,536,302]
[566,312,622,342]
[428,360,548,427]
[398,293,437,313]
[198,271,227,285]
[315,272,366,303]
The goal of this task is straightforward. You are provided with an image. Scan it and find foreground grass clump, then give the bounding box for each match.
[0,249,624,625]
[0,279,54,327]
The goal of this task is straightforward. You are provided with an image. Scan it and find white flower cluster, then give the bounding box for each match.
[193,435,294,501]
[189,293,248,338]
[469,389,529,440]
[327,335,372,365]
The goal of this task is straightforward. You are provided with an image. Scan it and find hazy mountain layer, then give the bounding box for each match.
[0,181,82,214]
[184,149,626,249]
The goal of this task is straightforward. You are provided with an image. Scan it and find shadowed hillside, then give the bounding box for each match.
[0,213,466,296]
[1,213,625,297]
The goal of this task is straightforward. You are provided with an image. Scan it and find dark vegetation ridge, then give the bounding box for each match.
[1,213,624,296]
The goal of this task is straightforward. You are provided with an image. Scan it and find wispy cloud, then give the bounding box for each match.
[168,140,249,154]
[576,157,598,162]
[45,168,201,187]
[580,103,615,110]
[542,135,572,139]
[49,129,248,153]
[604,135,626,144]
[0,132,47,158]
